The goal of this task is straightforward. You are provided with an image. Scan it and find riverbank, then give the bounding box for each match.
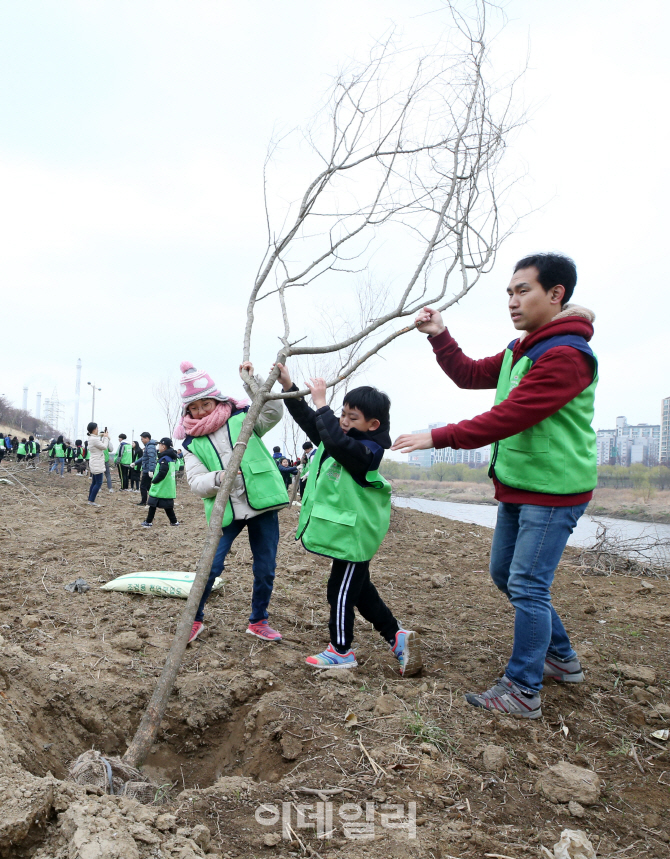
[391,479,670,524]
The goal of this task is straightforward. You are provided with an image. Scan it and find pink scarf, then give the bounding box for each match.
[174,398,248,440]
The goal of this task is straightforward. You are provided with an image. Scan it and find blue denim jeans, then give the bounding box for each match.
[489,501,588,693]
[88,472,103,502]
[50,457,64,475]
[195,510,280,624]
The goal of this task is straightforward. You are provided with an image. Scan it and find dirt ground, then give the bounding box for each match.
[391,479,670,524]
[0,464,669,858]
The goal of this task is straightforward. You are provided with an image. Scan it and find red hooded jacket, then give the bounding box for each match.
[429,306,597,506]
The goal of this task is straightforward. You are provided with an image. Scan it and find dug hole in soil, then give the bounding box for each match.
[0,467,669,858]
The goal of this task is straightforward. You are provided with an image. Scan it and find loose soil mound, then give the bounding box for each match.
[0,466,669,858]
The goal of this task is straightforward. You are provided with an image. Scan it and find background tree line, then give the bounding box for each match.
[380,459,670,489]
[0,395,60,439]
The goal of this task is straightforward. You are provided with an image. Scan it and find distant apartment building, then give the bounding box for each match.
[596,415,660,466]
[661,396,670,464]
[406,422,490,468]
[433,444,491,466]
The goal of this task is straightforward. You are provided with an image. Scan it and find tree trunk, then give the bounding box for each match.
[122,389,269,769]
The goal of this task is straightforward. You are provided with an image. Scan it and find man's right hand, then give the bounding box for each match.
[415,306,445,337]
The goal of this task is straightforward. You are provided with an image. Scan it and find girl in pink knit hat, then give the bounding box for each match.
[177,360,289,644]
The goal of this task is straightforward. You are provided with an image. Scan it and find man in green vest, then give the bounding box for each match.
[276,364,422,676]
[393,253,597,718]
[115,433,133,490]
[141,438,180,527]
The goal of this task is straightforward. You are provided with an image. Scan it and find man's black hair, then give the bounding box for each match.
[514,253,577,305]
[342,386,391,431]
[140,431,151,439]
[302,441,313,450]
[119,432,127,440]
[273,446,280,452]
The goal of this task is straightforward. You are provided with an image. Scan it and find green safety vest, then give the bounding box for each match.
[490,336,598,495]
[116,441,133,465]
[103,448,110,463]
[17,443,26,455]
[296,443,391,562]
[185,412,289,527]
[149,457,177,500]
[53,443,65,457]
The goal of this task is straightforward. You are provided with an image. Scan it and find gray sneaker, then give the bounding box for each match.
[543,655,584,683]
[465,676,542,719]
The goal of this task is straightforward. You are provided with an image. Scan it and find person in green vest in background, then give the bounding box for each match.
[73,440,86,475]
[129,440,142,492]
[276,363,422,676]
[178,359,287,646]
[141,437,180,527]
[175,448,185,480]
[49,435,66,475]
[102,436,115,492]
[115,433,133,491]
[393,252,597,719]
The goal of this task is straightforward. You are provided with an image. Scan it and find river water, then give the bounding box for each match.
[392,496,670,559]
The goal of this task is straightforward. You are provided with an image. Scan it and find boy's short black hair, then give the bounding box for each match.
[273,446,280,452]
[514,253,577,305]
[302,441,313,450]
[343,386,391,431]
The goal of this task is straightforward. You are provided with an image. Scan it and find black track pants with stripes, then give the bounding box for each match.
[327,559,399,653]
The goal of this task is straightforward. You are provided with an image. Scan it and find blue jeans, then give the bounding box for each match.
[88,472,103,502]
[195,510,279,624]
[50,457,64,475]
[489,501,588,693]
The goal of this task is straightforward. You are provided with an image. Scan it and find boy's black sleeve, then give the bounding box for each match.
[314,407,375,480]
[152,458,169,485]
[282,385,322,447]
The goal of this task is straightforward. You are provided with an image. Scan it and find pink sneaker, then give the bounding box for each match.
[246,620,282,641]
[188,621,204,644]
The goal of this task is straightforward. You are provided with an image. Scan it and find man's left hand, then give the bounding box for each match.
[391,431,433,453]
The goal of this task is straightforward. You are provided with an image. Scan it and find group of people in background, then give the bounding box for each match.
[272,441,316,496]
[0,425,185,513]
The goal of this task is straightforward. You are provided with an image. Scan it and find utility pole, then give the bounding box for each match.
[87,381,101,423]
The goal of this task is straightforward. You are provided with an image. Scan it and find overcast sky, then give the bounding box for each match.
[2,0,667,457]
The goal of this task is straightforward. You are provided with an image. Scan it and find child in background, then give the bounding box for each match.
[141,437,180,527]
[277,457,298,489]
[129,441,142,491]
[275,363,422,676]
[178,360,288,644]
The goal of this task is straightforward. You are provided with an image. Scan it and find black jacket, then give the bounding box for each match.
[283,385,391,486]
[151,447,178,485]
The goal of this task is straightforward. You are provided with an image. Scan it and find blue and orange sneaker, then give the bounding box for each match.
[305,643,357,669]
[246,619,282,641]
[392,629,422,676]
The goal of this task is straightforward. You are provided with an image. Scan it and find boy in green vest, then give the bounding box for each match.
[393,253,597,718]
[276,364,422,676]
[141,437,180,527]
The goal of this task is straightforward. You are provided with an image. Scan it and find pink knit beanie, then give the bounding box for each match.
[179,361,227,412]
